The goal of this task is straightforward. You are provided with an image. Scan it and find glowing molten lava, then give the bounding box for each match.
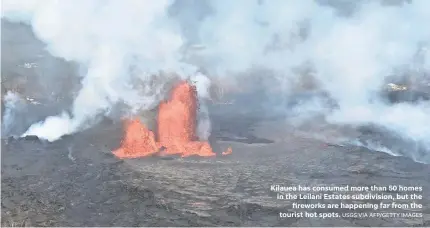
[113,81,232,158]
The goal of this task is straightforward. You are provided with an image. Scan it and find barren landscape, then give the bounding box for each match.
[2,2,430,226]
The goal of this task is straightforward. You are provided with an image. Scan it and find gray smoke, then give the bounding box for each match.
[2,0,430,163]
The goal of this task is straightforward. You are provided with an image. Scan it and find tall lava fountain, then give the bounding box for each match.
[113,81,232,158]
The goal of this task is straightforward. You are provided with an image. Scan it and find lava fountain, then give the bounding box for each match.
[113,81,232,158]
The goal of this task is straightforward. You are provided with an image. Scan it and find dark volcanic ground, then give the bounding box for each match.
[2,20,430,227]
[2,111,430,227]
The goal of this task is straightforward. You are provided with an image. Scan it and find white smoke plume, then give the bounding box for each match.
[2,0,200,141]
[191,73,212,140]
[2,0,430,162]
[1,91,25,137]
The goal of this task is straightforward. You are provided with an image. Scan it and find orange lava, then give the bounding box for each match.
[113,81,232,158]
[222,147,233,156]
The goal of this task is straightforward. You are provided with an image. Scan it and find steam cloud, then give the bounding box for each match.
[2,0,430,162]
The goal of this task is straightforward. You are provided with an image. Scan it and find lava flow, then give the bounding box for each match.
[113,81,232,158]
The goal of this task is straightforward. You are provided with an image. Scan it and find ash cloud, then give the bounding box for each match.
[2,0,430,162]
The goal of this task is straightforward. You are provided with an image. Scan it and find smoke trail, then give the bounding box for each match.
[3,0,201,141]
[305,1,430,163]
[3,0,430,163]
[191,0,430,162]
[1,91,25,137]
[191,73,212,140]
